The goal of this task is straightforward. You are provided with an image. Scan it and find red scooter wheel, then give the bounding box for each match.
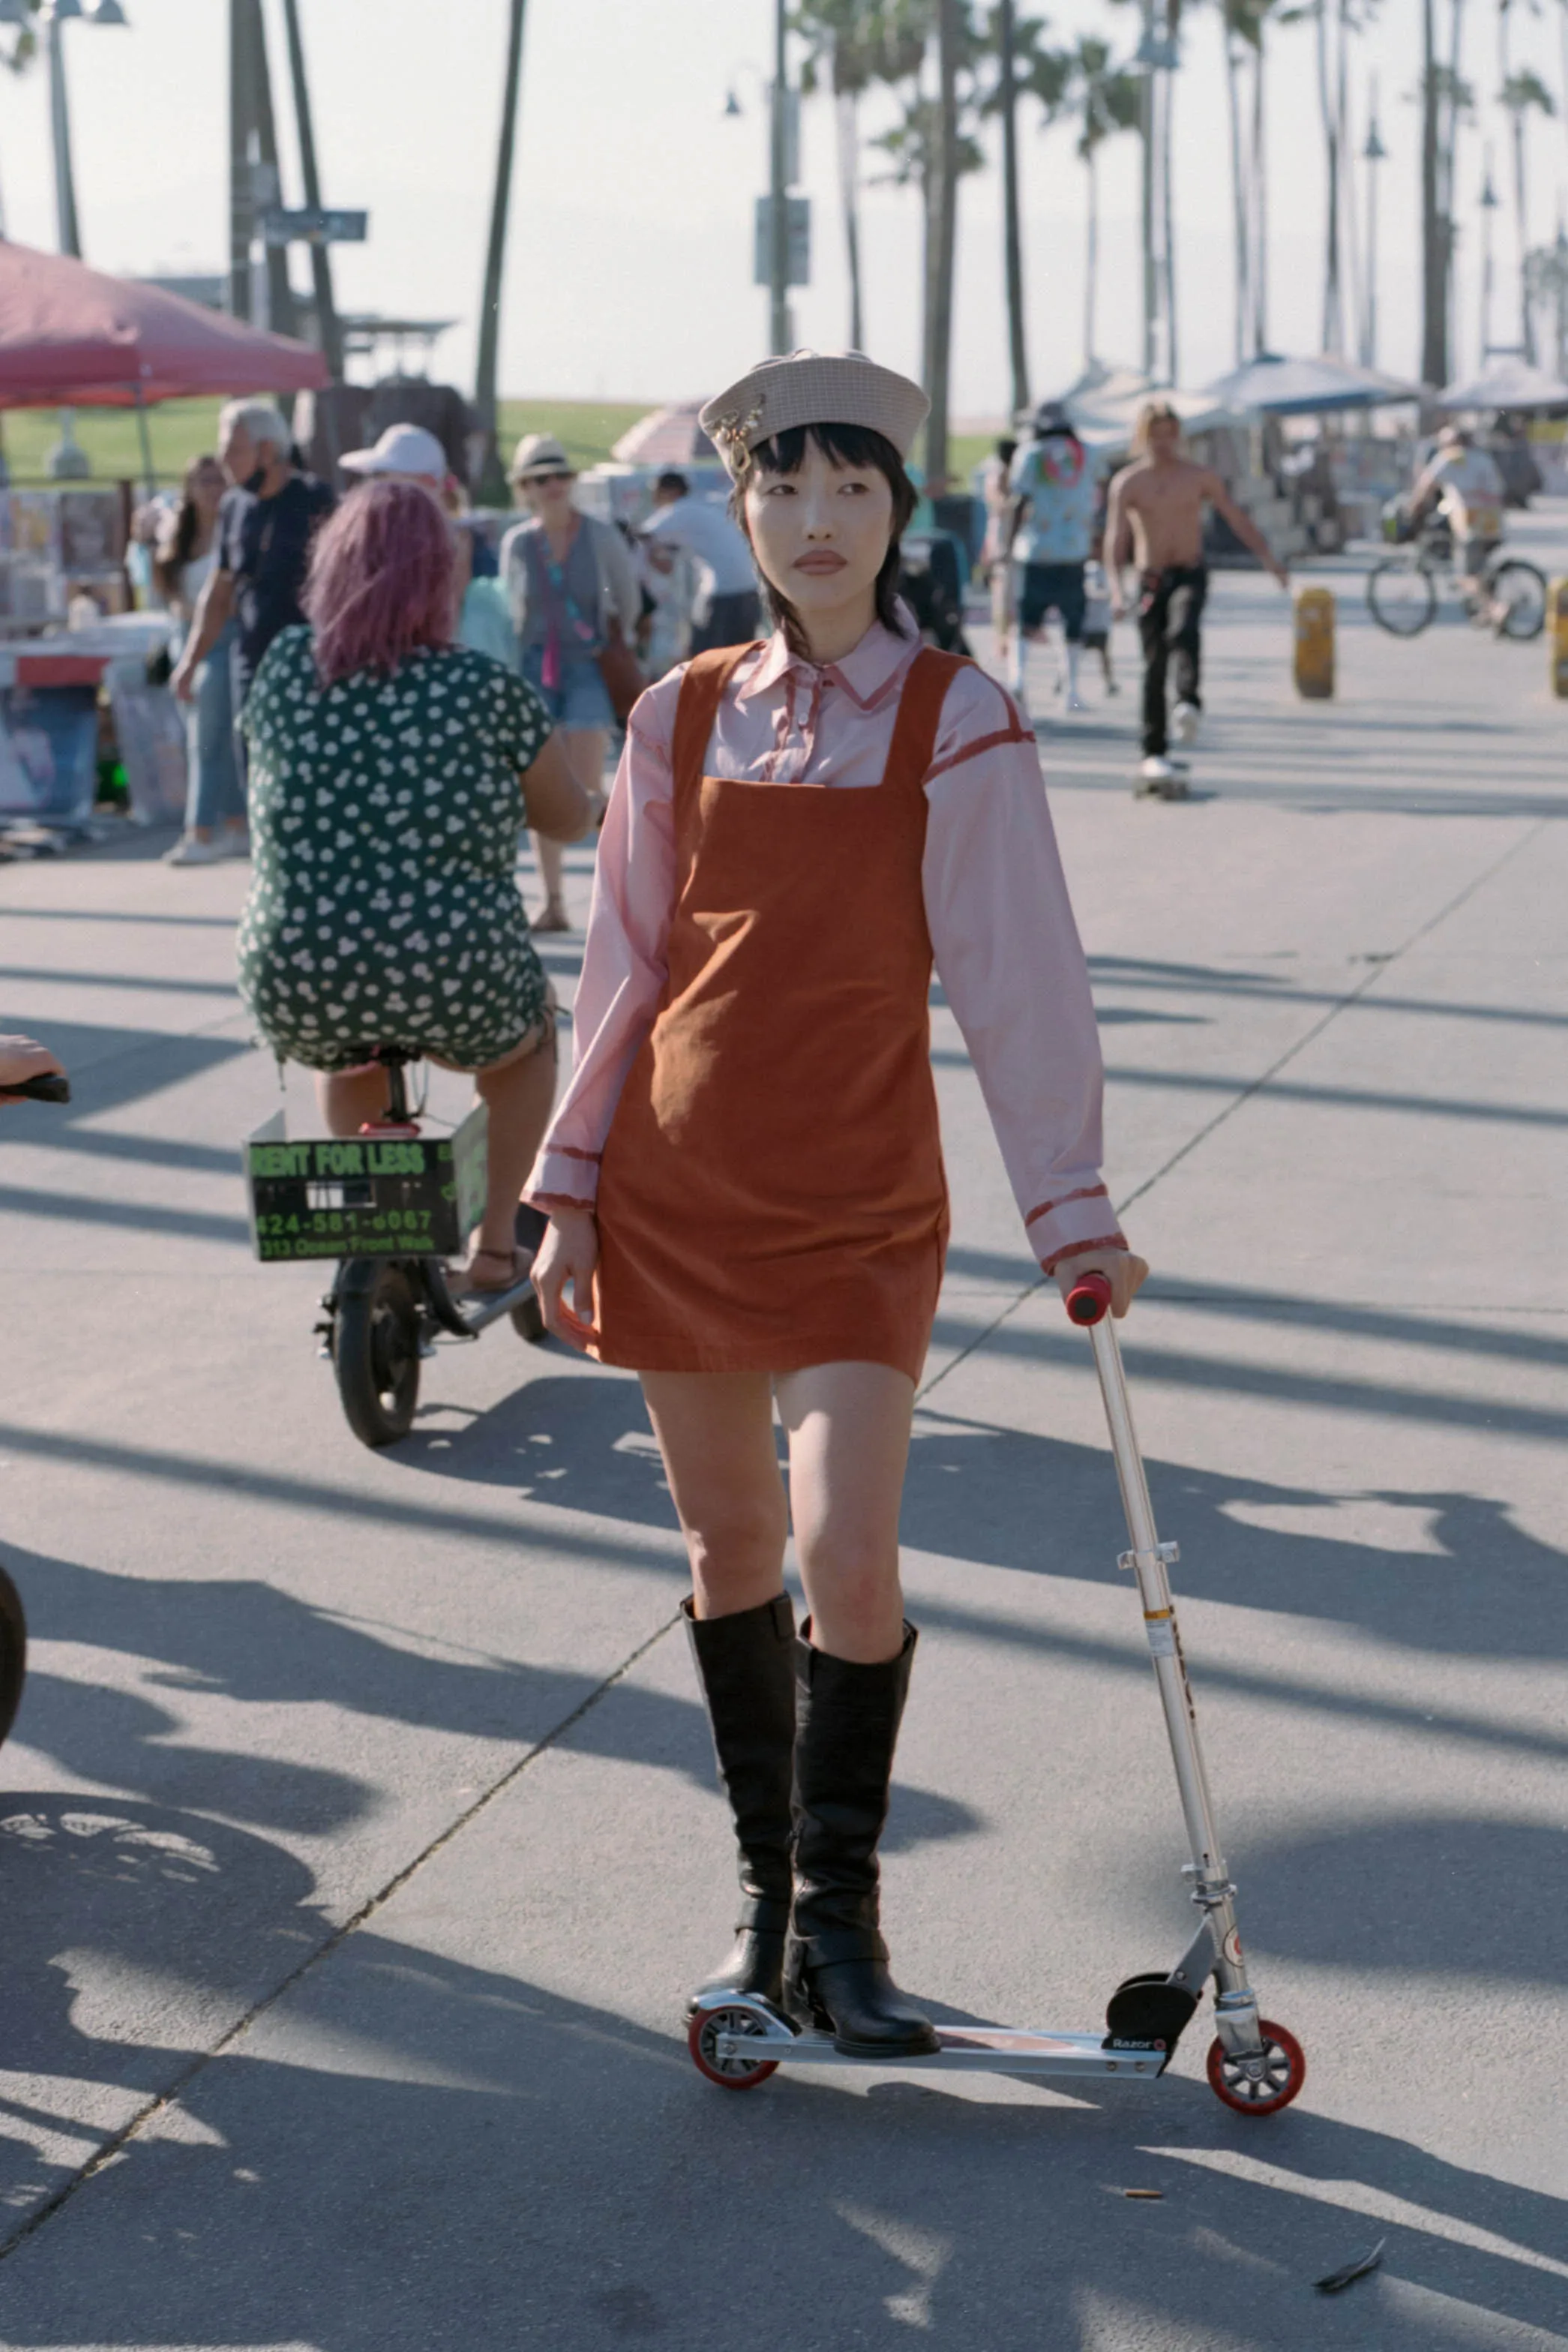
[688,2005,780,2090]
[1207,2020,1306,2116]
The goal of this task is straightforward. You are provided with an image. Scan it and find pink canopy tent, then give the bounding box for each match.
[0,241,328,410]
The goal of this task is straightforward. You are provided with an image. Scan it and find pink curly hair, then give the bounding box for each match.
[304,477,455,686]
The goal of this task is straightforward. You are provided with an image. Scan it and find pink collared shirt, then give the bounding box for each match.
[525,612,1126,1274]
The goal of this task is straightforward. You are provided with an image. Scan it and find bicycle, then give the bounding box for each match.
[1366,514,1546,641]
[244,1048,549,1450]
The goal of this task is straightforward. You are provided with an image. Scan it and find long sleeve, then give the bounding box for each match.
[921,672,1126,1274]
[523,676,681,1206]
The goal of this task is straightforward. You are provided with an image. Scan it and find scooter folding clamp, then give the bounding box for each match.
[1118,1540,1180,1576]
[1181,1862,1237,1910]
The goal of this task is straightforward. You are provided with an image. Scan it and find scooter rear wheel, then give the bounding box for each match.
[688,2004,779,2090]
[334,1262,421,1448]
[1207,2019,1305,2116]
[0,1562,26,1748]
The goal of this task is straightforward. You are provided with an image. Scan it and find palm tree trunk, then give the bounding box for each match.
[1084,144,1099,367]
[925,0,961,488]
[1421,0,1447,380]
[835,87,865,350]
[998,0,1030,417]
[1338,0,1361,356]
[1316,0,1340,350]
[474,0,529,504]
[1140,0,1156,376]
[1162,63,1179,380]
[1513,106,1534,357]
[1252,38,1269,355]
[1224,32,1250,367]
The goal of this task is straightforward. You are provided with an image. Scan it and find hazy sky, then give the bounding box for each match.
[0,0,1563,412]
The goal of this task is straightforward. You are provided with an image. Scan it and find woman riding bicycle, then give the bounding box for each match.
[236,478,588,1291]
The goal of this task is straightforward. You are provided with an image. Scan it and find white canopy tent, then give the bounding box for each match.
[1436,358,1568,412]
[1201,353,1422,416]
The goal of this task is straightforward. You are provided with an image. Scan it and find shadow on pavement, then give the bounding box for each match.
[0,1895,1561,2348]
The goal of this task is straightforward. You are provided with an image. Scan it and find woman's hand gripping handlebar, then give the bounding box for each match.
[1056,1245,1147,1322]
[0,1036,69,1105]
[529,1203,602,1352]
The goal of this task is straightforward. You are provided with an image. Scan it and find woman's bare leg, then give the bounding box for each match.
[473,1030,557,1258]
[529,831,568,926]
[316,1068,388,1135]
[640,1370,787,1619]
[773,1362,914,1662]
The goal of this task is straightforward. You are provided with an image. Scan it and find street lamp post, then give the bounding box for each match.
[40,0,128,482]
[1361,90,1387,368]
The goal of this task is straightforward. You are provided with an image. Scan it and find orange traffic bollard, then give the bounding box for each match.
[1549,577,1568,697]
[1294,585,1335,699]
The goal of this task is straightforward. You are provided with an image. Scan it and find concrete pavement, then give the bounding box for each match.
[0,521,1564,2348]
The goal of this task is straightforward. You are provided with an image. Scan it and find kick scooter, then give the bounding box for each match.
[688,1268,1306,2116]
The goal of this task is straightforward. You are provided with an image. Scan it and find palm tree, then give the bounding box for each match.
[1499,62,1555,358]
[872,3,985,485]
[793,2,925,350]
[979,4,1068,416]
[474,0,529,505]
[1063,37,1141,370]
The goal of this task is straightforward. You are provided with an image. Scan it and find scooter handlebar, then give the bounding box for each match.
[1065,1270,1114,1326]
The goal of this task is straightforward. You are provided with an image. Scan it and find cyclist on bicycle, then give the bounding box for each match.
[1411,427,1507,619]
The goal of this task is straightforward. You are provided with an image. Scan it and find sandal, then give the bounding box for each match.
[460,1246,525,1296]
[529,902,572,934]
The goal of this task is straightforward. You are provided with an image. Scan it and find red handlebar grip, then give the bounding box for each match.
[1066,1270,1114,1326]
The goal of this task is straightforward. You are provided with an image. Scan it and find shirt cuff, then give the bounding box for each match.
[1023,1182,1128,1275]
[523,1147,600,1211]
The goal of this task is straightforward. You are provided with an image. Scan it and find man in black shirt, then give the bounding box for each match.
[172,400,336,748]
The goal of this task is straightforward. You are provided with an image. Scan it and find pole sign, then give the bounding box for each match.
[753,196,810,288]
[260,207,369,248]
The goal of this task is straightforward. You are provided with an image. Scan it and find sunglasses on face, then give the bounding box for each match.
[520,470,573,485]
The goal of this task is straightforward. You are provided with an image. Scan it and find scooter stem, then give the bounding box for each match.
[1069,1283,1263,2048]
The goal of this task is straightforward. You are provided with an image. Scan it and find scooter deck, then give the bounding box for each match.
[712,2018,1168,2079]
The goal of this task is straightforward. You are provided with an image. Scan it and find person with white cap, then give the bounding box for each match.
[526,351,1146,2063]
[1008,398,1098,715]
[499,434,643,931]
[340,423,515,665]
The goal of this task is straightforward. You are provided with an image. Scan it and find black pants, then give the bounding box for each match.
[1138,565,1207,754]
[692,590,762,654]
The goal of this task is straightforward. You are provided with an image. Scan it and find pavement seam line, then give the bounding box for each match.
[0,1606,683,2267]
[915,813,1552,1405]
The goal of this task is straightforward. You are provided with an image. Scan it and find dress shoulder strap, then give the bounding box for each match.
[882,646,970,794]
[670,642,761,796]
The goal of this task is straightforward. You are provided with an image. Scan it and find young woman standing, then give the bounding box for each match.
[529,354,1145,2060]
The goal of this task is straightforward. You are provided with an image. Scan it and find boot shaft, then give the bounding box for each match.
[683,1594,796,1921]
[790,1623,918,1966]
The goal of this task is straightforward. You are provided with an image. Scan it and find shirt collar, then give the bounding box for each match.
[737,602,921,712]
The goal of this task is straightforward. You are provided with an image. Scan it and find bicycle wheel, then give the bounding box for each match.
[1489,560,1546,641]
[1366,558,1437,637]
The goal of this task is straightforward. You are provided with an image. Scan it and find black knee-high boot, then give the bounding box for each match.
[783,1622,938,2058]
[682,1594,796,2019]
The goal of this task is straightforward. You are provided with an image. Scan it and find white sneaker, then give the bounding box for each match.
[1065,692,1087,713]
[1135,755,1189,799]
[221,826,251,859]
[163,833,228,866]
[1171,700,1201,746]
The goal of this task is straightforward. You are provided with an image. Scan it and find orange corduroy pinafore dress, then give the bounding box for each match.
[592,640,964,1382]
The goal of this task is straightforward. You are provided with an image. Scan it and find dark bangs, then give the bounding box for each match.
[733,421,918,656]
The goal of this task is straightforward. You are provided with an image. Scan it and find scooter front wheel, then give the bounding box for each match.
[688,2004,780,2090]
[1207,2019,1306,2116]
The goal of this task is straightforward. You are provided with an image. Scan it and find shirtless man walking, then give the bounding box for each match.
[1104,401,1289,799]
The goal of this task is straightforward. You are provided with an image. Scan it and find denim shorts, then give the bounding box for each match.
[1019,560,1088,641]
[522,645,615,730]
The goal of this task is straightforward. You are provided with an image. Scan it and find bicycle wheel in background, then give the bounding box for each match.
[0,1562,26,1748]
[1489,560,1546,641]
[1366,558,1438,637]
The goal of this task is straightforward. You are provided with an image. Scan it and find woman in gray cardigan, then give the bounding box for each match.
[500,434,642,931]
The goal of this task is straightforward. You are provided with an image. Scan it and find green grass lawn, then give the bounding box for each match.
[0,396,995,495]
